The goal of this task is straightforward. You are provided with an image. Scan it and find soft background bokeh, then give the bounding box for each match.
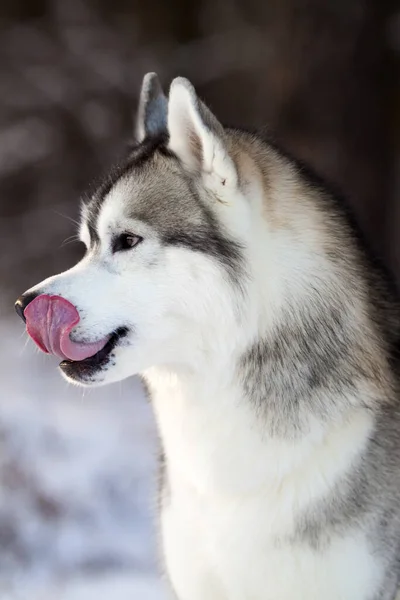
[0,0,399,598]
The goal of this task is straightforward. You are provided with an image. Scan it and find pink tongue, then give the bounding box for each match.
[24,295,110,362]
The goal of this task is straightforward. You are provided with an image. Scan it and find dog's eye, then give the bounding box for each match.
[113,233,143,253]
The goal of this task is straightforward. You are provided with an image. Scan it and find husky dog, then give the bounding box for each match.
[15,73,400,599]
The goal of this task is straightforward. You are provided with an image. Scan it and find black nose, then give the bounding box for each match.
[15,292,39,323]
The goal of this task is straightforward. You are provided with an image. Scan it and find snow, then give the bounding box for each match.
[0,318,167,599]
[0,574,166,600]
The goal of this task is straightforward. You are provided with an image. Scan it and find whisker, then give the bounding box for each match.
[52,210,81,228]
[60,234,80,248]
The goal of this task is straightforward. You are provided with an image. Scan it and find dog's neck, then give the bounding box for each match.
[143,360,373,498]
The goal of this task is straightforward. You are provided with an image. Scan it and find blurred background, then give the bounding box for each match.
[0,0,399,598]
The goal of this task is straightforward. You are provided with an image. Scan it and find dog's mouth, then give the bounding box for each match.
[20,294,130,381]
[59,327,129,379]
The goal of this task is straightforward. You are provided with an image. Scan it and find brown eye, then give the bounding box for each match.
[113,233,143,253]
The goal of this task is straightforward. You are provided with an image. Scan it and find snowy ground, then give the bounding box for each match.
[0,317,167,599]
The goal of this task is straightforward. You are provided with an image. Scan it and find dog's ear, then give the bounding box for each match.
[167,77,237,187]
[135,73,168,142]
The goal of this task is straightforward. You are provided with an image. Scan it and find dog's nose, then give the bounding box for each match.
[15,292,39,323]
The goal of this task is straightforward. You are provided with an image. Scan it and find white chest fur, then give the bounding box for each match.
[146,369,380,600]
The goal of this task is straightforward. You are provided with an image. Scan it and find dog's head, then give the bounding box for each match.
[15,74,256,386]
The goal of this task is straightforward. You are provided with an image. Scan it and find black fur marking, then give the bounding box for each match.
[163,226,244,286]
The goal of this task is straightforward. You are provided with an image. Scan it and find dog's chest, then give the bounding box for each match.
[160,477,381,600]
[148,372,380,600]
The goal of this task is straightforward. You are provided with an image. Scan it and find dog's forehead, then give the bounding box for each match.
[85,148,207,241]
[116,156,203,225]
[80,141,243,279]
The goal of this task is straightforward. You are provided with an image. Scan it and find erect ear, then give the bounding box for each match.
[135,72,168,142]
[167,77,237,187]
